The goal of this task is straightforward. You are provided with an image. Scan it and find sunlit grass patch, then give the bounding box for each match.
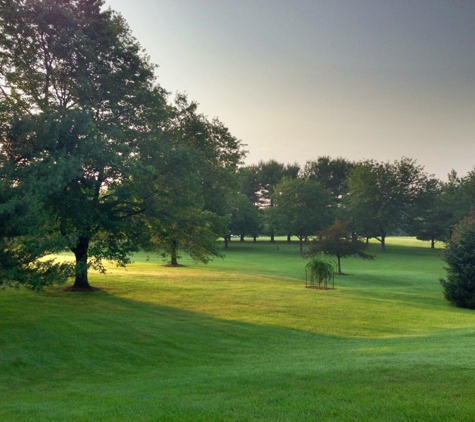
[2,237,475,421]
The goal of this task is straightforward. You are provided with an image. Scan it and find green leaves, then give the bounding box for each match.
[304,219,375,274]
[271,177,334,248]
[345,158,432,250]
[0,0,169,288]
[305,257,335,289]
[440,216,475,309]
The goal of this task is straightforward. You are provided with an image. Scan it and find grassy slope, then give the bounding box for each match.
[1,238,475,421]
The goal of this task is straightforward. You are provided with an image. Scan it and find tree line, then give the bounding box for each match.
[1,1,474,296]
[231,157,474,252]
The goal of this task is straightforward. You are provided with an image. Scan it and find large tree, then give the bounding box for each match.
[137,141,223,266]
[147,94,245,261]
[0,0,172,289]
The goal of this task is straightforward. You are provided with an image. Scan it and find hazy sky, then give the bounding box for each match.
[104,0,475,179]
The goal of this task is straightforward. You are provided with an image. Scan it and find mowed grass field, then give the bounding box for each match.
[2,238,475,421]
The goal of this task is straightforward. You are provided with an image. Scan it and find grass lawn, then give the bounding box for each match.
[2,238,475,421]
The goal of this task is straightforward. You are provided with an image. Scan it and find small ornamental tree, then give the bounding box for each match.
[304,219,375,274]
[440,216,475,309]
[306,257,335,289]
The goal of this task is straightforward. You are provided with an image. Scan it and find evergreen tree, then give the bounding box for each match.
[440,216,475,309]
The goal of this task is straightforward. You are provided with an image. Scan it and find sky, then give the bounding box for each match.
[104,0,475,180]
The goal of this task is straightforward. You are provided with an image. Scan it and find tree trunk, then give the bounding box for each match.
[381,234,386,252]
[299,236,304,253]
[253,235,257,242]
[337,255,342,275]
[287,234,291,243]
[270,229,275,243]
[170,239,179,265]
[224,236,229,249]
[431,237,435,249]
[240,234,245,242]
[71,236,91,289]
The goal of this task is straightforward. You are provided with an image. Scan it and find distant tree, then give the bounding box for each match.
[414,171,473,247]
[413,178,451,248]
[257,160,285,208]
[302,156,354,205]
[345,158,431,251]
[438,170,474,213]
[256,160,300,241]
[271,177,334,252]
[304,219,375,274]
[238,165,260,205]
[229,193,260,242]
[283,162,301,179]
[170,95,244,219]
[440,215,475,309]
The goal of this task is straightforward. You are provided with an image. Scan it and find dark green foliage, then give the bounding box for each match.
[0,236,73,290]
[229,193,260,241]
[413,179,450,248]
[345,157,431,251]
[271,177,334,252]
[302,156,355,204]
[0,0,168,289]
[440,216,475,309]
[254,160,300,241]
[256,159,286,208]
[238,165,260,205]
[415,171,472,248]
[0,137,75,289]
[143,94,244,265]
[0,1,245,287]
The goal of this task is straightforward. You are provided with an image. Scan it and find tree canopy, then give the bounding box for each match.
[0,0,244,289]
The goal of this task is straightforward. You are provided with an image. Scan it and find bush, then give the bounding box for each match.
[440,216,475,309]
